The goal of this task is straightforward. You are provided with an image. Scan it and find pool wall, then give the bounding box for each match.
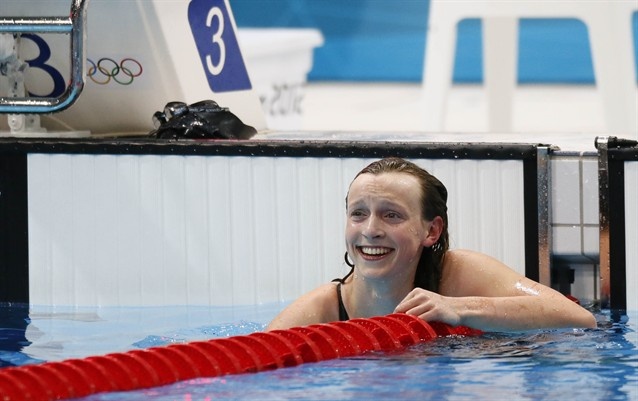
[1,136,634,309]
[0,139,544,307]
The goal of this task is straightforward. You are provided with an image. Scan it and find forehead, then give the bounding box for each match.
[348,172,422,205]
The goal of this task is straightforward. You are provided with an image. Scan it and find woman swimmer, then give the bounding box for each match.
[267,157,596,332]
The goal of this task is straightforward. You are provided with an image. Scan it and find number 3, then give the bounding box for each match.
[205,7,225,76]
[187,0,252,92]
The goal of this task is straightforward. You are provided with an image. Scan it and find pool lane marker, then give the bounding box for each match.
[0,313,482,400]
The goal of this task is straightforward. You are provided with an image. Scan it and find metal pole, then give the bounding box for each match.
[0,0,89,114]
[597,136,612,308]
[536,145,552,287]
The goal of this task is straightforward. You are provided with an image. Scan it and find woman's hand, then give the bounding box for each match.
[395,284,597,332]
[394,288,464,327]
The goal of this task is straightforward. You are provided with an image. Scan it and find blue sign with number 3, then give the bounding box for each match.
[188,0,252,93]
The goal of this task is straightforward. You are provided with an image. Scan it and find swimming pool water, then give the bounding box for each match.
[1,304,636,401]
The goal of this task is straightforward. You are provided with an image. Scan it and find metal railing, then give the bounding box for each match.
[0,0,89,114]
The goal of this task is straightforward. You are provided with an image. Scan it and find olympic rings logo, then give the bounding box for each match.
[87,57,143,85]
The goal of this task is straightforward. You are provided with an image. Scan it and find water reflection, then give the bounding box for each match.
[0,303,41,366]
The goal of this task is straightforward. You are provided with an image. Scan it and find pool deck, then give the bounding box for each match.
[300,83,635,147]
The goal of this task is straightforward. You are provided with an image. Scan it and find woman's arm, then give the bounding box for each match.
[395,249,597,331]
[266,283,339,331]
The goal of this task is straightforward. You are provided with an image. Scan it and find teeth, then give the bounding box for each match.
[360,247,389,256]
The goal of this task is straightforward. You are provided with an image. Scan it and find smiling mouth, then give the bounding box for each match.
[357,246,393,258]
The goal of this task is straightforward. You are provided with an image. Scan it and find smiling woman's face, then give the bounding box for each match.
[345,172,432,282]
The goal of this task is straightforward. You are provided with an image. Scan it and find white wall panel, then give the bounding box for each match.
[28,154,526,306]
[272,158,301,302]
[251,157,279,305]
[137,155,167,306]
[206,157,233,305]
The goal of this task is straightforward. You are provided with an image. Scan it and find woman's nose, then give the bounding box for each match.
[362,216,384,239]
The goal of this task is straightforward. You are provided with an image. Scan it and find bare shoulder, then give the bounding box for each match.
[439,249,526,297]
[442,249,512,273]
[266,282,339,330]
[444,248,504,264]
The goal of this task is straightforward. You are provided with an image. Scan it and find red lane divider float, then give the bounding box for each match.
[0,313,482,401]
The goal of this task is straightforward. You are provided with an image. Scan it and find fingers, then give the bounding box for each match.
[394,288,434,314]
[394,289,460,326]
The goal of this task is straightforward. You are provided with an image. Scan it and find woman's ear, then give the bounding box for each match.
[423,216,444,247]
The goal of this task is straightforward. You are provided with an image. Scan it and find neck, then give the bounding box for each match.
[344,271,414,318]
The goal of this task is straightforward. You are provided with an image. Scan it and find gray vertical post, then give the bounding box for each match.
[537,145,552,286]
[597,136,612,308]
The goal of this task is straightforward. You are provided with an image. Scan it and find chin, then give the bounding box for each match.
[355,263,393,279]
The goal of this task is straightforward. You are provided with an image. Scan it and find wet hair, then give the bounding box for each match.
[341,157,449,292]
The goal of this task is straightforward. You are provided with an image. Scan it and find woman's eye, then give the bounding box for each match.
[349,210,366,219]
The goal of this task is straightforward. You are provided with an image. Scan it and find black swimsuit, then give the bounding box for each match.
[335,282,350,321]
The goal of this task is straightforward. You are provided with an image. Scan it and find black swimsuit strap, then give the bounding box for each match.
[335,282,350,321]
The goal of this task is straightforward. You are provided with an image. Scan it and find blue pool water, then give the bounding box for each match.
[1,304,636,401]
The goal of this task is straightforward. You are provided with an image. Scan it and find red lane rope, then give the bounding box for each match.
[0,313,482,400]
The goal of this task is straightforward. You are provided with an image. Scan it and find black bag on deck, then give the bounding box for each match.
[149,100,257,140]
